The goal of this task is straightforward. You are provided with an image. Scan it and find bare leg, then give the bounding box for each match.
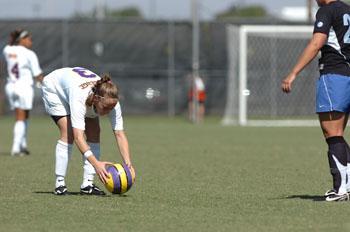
[198,103,205,123]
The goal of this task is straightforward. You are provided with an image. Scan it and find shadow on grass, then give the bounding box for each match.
[33,191,130,197]
[284,195,325,202]
[0,151,34,157]
[34,191,81,196]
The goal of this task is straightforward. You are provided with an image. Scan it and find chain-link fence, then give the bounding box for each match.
[0,20,228,116]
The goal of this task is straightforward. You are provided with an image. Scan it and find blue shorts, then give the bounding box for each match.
[316,74,350,113]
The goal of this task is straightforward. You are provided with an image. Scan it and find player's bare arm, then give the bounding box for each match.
[114,130,131,164]
[282,33,327,93]
[114,130,135,179]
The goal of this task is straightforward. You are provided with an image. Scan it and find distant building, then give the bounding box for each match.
[278,6,317,22]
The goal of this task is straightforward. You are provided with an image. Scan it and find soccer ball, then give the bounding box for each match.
[104,163,135,194]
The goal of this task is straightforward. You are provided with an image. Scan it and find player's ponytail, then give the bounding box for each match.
[86,74,118,106]
[9,30,21,45]
[93,74,118,99]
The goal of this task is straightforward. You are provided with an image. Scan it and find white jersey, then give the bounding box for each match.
[3,45,42,85]
[194,76,205,91]
[42,67,124,131]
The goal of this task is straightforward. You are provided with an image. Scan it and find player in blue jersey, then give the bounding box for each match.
[282,0,350,201]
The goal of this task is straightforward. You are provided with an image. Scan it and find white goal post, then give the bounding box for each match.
[223,25,320,127]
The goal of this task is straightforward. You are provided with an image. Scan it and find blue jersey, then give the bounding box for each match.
[314,1,350,76]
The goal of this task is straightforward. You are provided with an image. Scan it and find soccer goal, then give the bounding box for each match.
[222,25,319,127]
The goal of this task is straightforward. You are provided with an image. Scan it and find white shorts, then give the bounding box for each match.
[41,77,70,116]
[5,82,34,110]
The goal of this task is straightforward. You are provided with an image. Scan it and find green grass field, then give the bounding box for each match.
[1,115,350,231]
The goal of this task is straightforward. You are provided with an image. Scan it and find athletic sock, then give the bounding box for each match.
[20,120,28,150]
[326,136,348,194]
[11,120,25,154]
[55,175,66,188]
[81,142,100,188]
[345,142,350,191]
[55,140,73,188]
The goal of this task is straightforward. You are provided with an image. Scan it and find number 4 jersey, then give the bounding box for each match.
[42,67,124,131]
[314,1,350,76]
[3,45,42,85]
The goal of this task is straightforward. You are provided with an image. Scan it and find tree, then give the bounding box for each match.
[73,6,143,19]
[216,5,267,19]
[106,7,143,19]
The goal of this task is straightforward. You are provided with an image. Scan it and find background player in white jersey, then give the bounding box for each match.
[3,29,43,156]
[282,0,350,201]
[41,67,135,195]
[188,75,206,122]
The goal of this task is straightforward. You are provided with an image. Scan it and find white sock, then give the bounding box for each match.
[333,155,347,194]
[347,163,350,191]
[20,120,28,149]
[81,142,100,188]
[55,175,65,188]
[55,140,73,188]
[11,120,25,154]
[339,167,347,194]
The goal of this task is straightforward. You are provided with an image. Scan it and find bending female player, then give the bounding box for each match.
[41,67,134,195]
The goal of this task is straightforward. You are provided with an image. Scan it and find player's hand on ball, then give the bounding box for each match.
[95,161,113,184]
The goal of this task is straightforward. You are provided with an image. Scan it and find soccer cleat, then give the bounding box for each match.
[324,189,336,197]
[325,189,350,196]
[54,186,67,195]
[20,148,30,155]
[80,184,106,196]
[325,192,349,202]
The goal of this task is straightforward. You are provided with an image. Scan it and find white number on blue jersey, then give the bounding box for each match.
[343,13,350,44]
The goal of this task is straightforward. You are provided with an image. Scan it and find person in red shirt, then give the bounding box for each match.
[188,75,206,123]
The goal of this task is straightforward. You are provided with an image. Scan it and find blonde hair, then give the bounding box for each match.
[86,74,118,106]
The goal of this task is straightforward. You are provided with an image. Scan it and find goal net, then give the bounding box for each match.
[223,25,319,126]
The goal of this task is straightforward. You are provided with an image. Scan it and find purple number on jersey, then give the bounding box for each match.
[11,63,19,79]
[72,67,97,78]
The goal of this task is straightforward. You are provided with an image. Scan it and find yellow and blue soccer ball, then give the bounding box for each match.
[104,163,135,194]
